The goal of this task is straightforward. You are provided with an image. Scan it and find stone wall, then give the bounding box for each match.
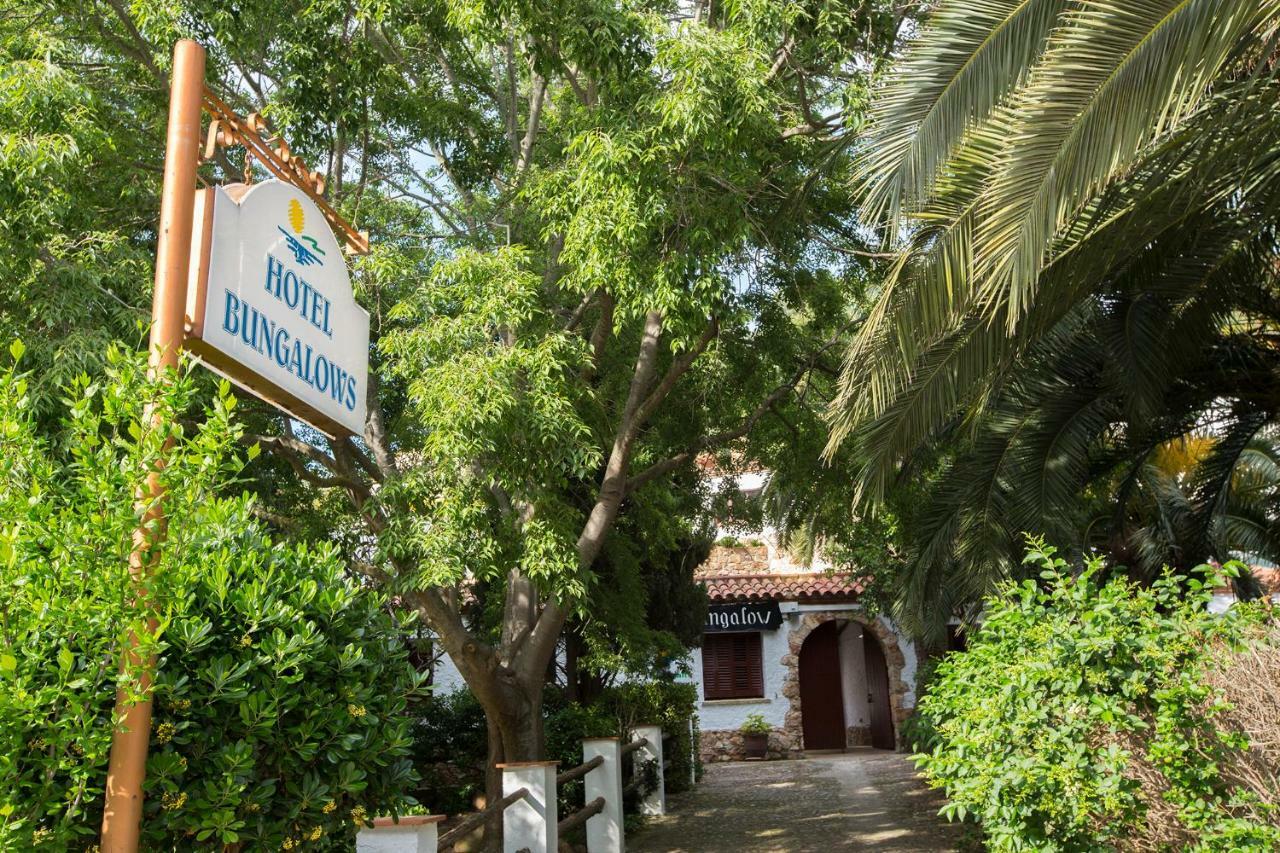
[781,612,912,752]
[846,725,871,747]
[697,544,770,577]
[699,727,800,762]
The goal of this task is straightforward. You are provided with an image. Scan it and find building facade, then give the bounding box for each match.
[691,543,920,762]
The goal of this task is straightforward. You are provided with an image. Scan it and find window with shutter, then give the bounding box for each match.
[702,632,764,699]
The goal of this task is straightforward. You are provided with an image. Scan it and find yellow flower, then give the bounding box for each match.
[32,827,52,844]
[321,800,336,814]
[240,634,253,648]
[307,826,323,841]
[155,722,176,745]
[347,704,366,718]
[161,791,187,811]
[178,755,188,771]
[350,805,368,824]
[282,837,297,850]
[245,802,261,813]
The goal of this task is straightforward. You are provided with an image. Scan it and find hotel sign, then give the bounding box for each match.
[705,602,782,633]
[185,179,369,437]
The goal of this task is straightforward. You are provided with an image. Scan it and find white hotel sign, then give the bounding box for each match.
[185,179,369,436]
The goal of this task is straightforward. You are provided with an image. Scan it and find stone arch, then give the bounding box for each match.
[780,611,910,754]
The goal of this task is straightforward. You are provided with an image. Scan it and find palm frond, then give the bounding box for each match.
[858,0,1069,224]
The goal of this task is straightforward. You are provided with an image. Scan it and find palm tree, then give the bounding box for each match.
[826,0,1280,637]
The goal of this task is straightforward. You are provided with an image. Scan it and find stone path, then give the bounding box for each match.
[630,750,962,852]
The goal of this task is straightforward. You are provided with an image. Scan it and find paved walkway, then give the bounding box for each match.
[630,750,961,852]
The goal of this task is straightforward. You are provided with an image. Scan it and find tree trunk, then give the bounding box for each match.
[476,679,546,852]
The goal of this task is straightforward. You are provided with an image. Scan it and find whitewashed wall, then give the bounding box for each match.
[689,621,792,730]
[691,603,918,732]
[837,625,870,730]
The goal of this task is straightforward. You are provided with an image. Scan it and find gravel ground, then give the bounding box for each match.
[629,749,962,852]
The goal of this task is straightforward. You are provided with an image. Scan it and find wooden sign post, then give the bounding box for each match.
[99,38,205,853]
[99,39,369,852]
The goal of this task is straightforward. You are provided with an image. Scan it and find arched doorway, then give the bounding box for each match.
[863,631,895,749]
[799,621,846,750]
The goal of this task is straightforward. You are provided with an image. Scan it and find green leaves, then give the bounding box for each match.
[0,350,423,849]
[912,539,1278,850]
[832,0,1280,502]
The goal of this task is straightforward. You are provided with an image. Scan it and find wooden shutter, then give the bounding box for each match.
[702,632,763,700]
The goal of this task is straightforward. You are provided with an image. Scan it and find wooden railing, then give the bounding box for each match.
[356,726,669,853]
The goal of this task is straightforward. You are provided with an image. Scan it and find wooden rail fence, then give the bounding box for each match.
[355,725,668,853]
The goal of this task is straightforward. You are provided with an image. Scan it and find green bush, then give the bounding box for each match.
[409,690,488,816]
[914,538,1279,852]
[0,348,426,849]
[411,679,701,824]
[593,681,701,794]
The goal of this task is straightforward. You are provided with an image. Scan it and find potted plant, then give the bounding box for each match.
[741,713,771,760]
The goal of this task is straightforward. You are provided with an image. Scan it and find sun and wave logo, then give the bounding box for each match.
[277,198,327,267]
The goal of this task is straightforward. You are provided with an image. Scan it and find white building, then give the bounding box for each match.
[689,540,919,761]
[428,466,925,762]
[1209,566,1280,613]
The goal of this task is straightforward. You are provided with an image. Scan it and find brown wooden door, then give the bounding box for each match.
[863,633,895,750]
[799,621,846,750]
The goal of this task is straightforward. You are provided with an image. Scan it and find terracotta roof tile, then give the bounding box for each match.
[1213,565,1280,596]
[701,572,866,603]
[1254,566,1280,595]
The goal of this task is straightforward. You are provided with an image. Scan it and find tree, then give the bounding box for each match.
[826,0,1280,637]
[13,0,908,800]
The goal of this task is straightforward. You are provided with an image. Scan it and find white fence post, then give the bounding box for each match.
[583,737,624,853]
[631,725,665,816]
[356,815,445,853]
[688,716,696,788]
[499,760,559,853]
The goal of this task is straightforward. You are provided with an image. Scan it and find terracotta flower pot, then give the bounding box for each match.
[743,731,768,759]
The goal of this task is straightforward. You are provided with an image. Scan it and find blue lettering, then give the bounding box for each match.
[314,355,330,393]
[239,303,255,348]
[254,312,270,355]
[283,270,300,309]
[273,327,290,367]
[344,376,357,411]
[308,288,322,330]
[222,290,241,335]
[265,254,284,298]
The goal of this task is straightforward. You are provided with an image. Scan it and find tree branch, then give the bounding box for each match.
[515,73,547,178]
[246,432,368,493]
[585,292,615,380]
[624,362,811,495]
[362,371,398,479]
[99,0,162,86]
[633,317,718,430]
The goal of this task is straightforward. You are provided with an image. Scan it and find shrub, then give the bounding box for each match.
[595,681,701,794]
[412,679,701,825]
[914,538,1279,852]
[0,348,426,849]
[410,690,488,817]
[142,512,426,850]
